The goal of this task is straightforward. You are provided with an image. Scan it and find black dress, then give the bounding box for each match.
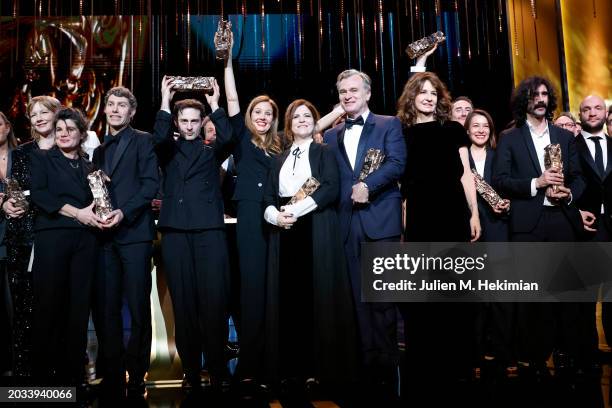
[402,120,471,241]
[263,142,358,386]
[399,120,476,404]
[1,141,39,376]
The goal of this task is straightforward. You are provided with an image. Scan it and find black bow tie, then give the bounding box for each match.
[104,134,120,145]
[345,116,364,129]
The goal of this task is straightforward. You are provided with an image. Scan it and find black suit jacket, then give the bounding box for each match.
[152,108,231,230]
[492,123,585,234]
[575,133,612,233]
[30,147,94,231]
[92,126,159,244]
[469,149,509,241]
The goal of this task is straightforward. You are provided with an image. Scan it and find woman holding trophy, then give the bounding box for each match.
[219,30,283,392]
[396,72,480,404]
[262,99,357,399]
[29,107,103,387]
[1,95,62,376]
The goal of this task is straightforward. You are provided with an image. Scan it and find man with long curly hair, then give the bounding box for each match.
[493,76,586,387]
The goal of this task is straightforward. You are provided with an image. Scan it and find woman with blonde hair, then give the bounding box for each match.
[1,95,62,376]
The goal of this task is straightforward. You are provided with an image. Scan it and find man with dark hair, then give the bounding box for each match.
[93,86,159,397]
[493,76,585,384]
[151,76,232,391]
[450,96,474,126]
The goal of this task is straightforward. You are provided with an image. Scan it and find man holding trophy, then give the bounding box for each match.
[151,76,232,391]
[323,69,406,400]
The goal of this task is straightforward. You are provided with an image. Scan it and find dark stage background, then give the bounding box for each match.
[0,0,513,140]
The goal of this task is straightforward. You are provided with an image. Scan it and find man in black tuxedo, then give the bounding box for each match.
[493,76,585,380]
[151,77,231,390]
[576,95,611,368]
[92,86,159,396]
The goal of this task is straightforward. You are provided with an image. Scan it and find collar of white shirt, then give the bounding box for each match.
[290,137,314,153]
[346,110,370,127]
[581,129,606,138]
[526,119,550,138]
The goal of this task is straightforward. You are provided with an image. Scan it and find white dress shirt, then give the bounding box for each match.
[527,121,556,206]
[344,110,370,170]
[264,139,318,226]
[474,158,485,178]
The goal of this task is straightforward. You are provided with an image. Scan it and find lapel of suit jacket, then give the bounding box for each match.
[576,134,601,181]
[184,142,210,179]
[521,124,542,175]
[484,150,494,184]
[603,135,612,180]
[308,142,321,179]
[50,148,86,191]
[109,128,133,176]
[336,126,352,171]
[352,113,375,179]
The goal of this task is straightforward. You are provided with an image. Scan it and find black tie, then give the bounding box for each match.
[590,136,605,177]
[345,116,364,129]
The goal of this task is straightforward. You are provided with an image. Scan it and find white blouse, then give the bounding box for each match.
[264,139,318,226]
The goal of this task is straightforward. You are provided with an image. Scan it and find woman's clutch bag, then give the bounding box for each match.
[359,148,385,181]
[87,170,114,220]
[472,169,510,209]
[3,178,29,210]
[287,177,320,205]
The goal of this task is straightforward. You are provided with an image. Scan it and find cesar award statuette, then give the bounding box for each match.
[544,144,563,193]
[287,177,321,205]
[87,170,113,221]
[359,148,386,181]
[472,169,510,209]
[3,178,29,210]
[405,31,446,59]
[214,19,232,60]
[166,76,215,93]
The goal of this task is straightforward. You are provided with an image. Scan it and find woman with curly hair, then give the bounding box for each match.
[397,72,480,405]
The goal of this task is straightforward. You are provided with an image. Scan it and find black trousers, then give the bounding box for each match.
[161,229,230,379]
[511,207,596,364]
[31,228,97,383]
[95,240,152,382]
[235,201,268,379]
[345,213,399,382]
[0,260,11,374]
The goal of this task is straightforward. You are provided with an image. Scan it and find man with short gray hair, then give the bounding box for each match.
[324,69,406,400]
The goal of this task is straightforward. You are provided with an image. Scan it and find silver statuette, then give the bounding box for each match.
[87,170,114,221]
[405,31,446,59]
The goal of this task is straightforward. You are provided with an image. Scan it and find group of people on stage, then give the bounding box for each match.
[1,34,611,406]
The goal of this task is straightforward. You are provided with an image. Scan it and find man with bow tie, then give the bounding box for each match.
[92,86,159,397]
[323,69,406,399]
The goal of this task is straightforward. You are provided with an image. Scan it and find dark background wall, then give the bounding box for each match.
[0,0,513,140]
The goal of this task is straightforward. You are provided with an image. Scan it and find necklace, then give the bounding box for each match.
[68,160,80,169]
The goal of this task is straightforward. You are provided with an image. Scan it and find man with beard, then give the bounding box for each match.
[93,86,159,397]
[493,77,585,388]
[575,95,612,377]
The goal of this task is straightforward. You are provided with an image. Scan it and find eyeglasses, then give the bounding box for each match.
[556,122,576,130]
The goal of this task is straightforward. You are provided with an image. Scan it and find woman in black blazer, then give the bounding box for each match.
[263,99,357,395]
[220,34,283,390]
[30,108,104,386]
[466,109,514,381]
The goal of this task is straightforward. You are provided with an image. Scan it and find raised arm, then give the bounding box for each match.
[223,32,240,117]
[315,104,345,135]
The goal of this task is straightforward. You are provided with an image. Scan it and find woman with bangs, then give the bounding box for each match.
[397,72,480,405]
[1,95,62,377]
[217,34,282,393]
[262,99,357,396]
[466,109,513,383]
